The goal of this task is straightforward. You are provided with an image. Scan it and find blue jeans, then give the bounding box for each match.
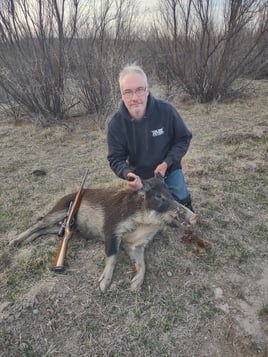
[164,169,190,203]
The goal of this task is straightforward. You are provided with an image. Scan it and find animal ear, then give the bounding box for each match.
[139,179,152,193]
[155,173,165,182]
[140,174,165,193]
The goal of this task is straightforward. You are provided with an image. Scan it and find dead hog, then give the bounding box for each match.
[10,175,197,292]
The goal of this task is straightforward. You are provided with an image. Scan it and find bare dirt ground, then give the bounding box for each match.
[0,80,267,356]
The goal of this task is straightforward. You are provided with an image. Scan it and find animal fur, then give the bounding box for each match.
[10,176,197,292]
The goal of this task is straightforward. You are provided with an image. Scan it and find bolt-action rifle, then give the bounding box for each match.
[52,169,89,272]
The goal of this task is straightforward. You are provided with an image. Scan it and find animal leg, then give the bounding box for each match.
[98,255,117,293]
[98,233,120,293]
[124,244,146,290]
[123,226,160,290]
[9,211,65,246]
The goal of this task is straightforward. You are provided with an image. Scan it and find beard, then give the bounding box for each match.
[128,101,146,119]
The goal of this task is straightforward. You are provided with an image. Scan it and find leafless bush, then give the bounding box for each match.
[73,0,138,128]
[149,0,268,103]
[0,0,79,123]
[0,0,140,127]
[3,0,266,125]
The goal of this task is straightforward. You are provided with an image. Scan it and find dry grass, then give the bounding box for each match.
[0,80,267,356]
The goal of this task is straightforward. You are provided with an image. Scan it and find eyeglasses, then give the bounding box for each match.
[122,87,147,99]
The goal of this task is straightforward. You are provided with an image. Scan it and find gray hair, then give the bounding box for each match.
[119,64,148,87]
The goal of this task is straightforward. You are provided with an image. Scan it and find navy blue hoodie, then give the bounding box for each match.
[107,93,192,180]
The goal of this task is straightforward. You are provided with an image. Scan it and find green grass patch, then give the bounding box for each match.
[3,247,54,302]
[259,304,268,317]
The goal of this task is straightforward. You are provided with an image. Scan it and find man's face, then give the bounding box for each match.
[120,73,149,119]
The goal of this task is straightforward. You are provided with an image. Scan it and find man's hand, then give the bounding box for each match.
[126,173,143,190]
[154,162,168,177]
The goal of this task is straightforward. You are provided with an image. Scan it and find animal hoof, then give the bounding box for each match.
[99,280,110,293]
[130,275,144,290]
[99,282,107,293]
[8,238,21,247]
[99,275,112,293]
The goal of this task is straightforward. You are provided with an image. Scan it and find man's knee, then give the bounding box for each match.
[165,169,189,201]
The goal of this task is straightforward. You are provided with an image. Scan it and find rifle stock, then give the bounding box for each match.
[52,169,89,272]
[52,229,72,272]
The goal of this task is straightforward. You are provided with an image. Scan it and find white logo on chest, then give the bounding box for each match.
[151,128,164,137]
